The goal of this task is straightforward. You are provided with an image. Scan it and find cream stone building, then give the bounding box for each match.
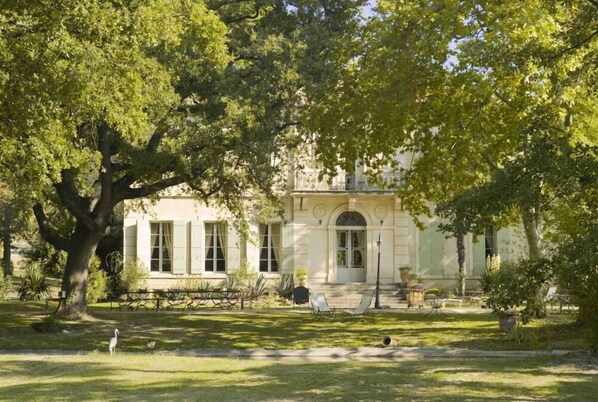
[123,150,526,292]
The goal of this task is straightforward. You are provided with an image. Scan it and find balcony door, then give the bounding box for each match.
[336,211,366,283]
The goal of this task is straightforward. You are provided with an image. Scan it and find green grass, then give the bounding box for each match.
[1,353,597,401]
[0,300,589,352]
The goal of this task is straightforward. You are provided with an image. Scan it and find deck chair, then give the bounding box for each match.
[310,292,336,317]
[346,292,373,315]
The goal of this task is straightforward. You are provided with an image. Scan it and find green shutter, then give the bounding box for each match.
[472,236,486,277]
[172,221,187,275]
[418,225,432,276]
[419,222,443,276]
[430,227,444,276]
[497,229,511,262]
[136,220,151,270]
[190,221,204,274]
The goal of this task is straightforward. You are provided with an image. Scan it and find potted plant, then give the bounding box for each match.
[398,266,411,284]
[295,268,309,287]
[481,257,526,331]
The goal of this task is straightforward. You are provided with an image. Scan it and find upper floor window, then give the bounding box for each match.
[259,223,281,272]
[151,222,172,272]
[205,223,226,272]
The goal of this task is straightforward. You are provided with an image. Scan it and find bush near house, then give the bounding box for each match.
[18,262,48,301]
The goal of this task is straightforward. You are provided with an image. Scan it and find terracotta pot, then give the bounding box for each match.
[498,313,518,332]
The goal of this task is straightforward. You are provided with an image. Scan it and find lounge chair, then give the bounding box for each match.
[310,292,336,317]
[346,292,373,315]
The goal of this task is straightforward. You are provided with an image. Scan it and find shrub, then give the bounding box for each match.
[247,274,267,298]
[219,275,239,290]
[31,315,65,333]
[482,258,550,323]
[18,262,49,301]
[175,276,204,291]
[119,258,148,292]
[87,256,108,304]
[21,241,67,278]
[272,273,293,299]
[0,273,12,301]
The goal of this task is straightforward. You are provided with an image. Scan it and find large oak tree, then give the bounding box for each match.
[0,0,363,317]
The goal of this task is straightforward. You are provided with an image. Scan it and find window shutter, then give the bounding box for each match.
[472,237,486,277]
[246,222,260,272]
[123,219,138,264]
[190,221,204,274]
[497,228,511,261]
[227,225,240,274]
[172,221,187,275]
[418,224,432,276]
[136,220,151,270]
[430,226,444,276]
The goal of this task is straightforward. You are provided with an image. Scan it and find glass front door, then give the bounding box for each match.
[336,229,366,282]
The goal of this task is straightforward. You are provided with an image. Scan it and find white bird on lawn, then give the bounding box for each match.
[109,329,119,355]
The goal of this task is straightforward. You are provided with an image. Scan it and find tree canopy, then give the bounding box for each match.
[0,0,364,316]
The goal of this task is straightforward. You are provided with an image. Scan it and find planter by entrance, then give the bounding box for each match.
[498,313,518,332]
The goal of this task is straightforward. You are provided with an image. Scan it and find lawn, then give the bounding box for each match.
[0,301,595,401]
[1,353,597,401]
[0,300,589,352]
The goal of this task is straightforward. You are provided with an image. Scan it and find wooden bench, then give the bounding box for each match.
[111,289,244,311]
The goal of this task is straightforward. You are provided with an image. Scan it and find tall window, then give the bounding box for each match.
[205,223,226,272]
[150,222,172,272]
[259,223,281,272]
[485,225,498,258]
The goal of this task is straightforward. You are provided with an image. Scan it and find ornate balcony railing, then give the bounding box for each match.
[293,170,401,192]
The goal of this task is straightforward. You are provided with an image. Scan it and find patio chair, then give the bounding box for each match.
[310,292,336,317]
[346,292,373,315]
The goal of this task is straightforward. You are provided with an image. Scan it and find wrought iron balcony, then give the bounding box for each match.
[293,170,400,192]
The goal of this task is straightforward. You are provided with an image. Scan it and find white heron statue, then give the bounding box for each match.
[109,329,119,355]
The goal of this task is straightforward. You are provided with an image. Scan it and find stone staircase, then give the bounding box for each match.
[306,283,408,309]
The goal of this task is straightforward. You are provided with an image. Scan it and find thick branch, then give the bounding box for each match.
[32,204,70,251]
[54,170,97,230]
[118,175,189,201]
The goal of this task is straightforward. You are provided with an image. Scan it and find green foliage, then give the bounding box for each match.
[425,288,446,297]
[119,259,148,293]
[295,268,308,286]
[272,273,294,299]
[106,252,148,296]
[18,262,48,301]
[31,315,65,333]
[1,0,357,316]
[175,276,204,291]
[247,274,268,299]
[504,324,532,345]
[0,273,11,301]
[219,275,239,291]
[86,256,108,304]
[483,259,551,324]
[21,241,67,278]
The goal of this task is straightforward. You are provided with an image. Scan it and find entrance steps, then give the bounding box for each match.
[306,283,407,309]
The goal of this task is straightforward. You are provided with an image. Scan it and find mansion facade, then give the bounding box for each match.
[123,153,526,290]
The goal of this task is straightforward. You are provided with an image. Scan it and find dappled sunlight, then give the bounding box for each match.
[1,354,597,401]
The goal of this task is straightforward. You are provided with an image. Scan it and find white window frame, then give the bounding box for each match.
[150,222,173,273]
[205,222,226,273]
[259,223,281,273]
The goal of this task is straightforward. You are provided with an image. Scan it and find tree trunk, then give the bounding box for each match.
[456,231,466,296]
[54,225,104,317]
[519,201,544,262]
[2,232,11,277]
[519,200,546,318]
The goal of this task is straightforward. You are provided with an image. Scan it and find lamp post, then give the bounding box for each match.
[375,220,383,309]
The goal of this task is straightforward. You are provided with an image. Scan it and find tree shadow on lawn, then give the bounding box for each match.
[0,308,584,352]
[1,355,597,401]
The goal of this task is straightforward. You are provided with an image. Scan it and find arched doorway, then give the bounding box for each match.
[336,211,367,283]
